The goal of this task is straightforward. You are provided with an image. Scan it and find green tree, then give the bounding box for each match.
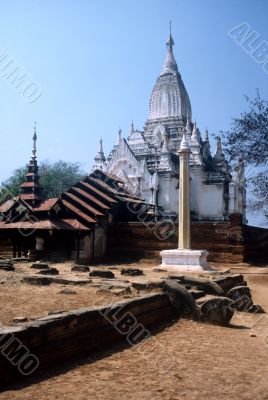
[222,92,268,219]
[0,160,86,203]
[0,167,27,202]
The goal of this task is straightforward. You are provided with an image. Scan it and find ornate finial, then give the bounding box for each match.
[191,122,201,144]
[131,121,134,133]
[94,137,106,166]
[117,128,122,144]
[191,122,197,138]
[161,24,177,75]
[179,128,191,152]
[216,136,222,153]
[166,24,175,52]
[213,135,225,160]
[205,128,209,141]
[185,115,191,139]
[32,121,37,159]
[99,137,104,153]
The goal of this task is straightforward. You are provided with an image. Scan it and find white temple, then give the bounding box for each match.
[93,30,246,222]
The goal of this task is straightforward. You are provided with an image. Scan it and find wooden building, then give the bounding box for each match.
[0,132,151,262]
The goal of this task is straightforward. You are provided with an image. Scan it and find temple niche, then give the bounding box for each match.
[92,31,246,222]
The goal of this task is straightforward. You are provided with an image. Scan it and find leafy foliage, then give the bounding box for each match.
[0,167,26,202]
[222,91,268,165]
[0,160,86,203]
[222,92,268,218]
[38,161,86,198]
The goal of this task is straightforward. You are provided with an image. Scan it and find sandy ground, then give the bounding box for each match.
[0,261,268,399]
[0,263,126,326]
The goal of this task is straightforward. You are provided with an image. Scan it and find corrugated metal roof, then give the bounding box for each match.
[62,200,96,224]
[87,176,119,196]
[20,193,43,201]
[71,187,110,210]
[0,218,89,231]
[0,199,15,213]
[79,181,117,203]
[20,182,42,188]
[61,218,89,230]
[34,198,59,211]
[63,192,104,216]
[88,176,144,203]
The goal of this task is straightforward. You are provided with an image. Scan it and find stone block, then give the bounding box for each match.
[227,286,253,311]
[199,296,234,325]
[121,268,144,276]
[71,265,90,273]
[31,262,50,270]
[89,270,115,279]
[23,276,53,286]
[38,268,59,276]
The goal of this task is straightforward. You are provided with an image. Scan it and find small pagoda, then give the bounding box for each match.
[19,123,43,206]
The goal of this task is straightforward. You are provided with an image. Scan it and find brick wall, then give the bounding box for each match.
[108,215,268,263]
[0,293,174,389]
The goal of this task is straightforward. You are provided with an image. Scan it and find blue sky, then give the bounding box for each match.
[0,0,267,226]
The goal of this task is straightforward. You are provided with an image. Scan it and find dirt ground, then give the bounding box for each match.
[0,260,268,400]
[0,262,126,326]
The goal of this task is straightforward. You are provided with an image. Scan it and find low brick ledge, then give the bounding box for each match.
[0,293,174,389]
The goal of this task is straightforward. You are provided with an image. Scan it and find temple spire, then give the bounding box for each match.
[185,115,191,140]
[19,124,43,205]
[93,138,106,171]
[166,21,175,52]
[161,24,178,75]
[117,128,122,144]
[191,122,198,142]
[32,122,37,160]
[180,127,190,151]
[99,138,104,156]
[204,128,208,141]
[214,136,224,159]
[202,129,211,159]
[95,138,106,162]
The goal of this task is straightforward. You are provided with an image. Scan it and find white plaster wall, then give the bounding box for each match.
[169,177,180,213]
[199,185,223,218]
[189,169,202,214]
[158,175,179,213]
[158,176,170,211]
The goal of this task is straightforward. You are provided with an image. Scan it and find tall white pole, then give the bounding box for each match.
[178,131,191,249]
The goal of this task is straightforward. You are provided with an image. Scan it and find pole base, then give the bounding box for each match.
[158,249,214,273]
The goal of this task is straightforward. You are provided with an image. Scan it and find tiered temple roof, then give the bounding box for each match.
[0,128,149,235]
[19,125,43,205]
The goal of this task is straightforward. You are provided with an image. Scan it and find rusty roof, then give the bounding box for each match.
[34,198,60,211]
[0,218,89,231]
[19,181,42,188]
[79,181,117,203]
[0,199,15,213]
[87,176,120,196]
[88,176,144,203]
[62,200,96,224]
[63,192,104,216]
[20,193,43,201]
[71,187,110,210]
